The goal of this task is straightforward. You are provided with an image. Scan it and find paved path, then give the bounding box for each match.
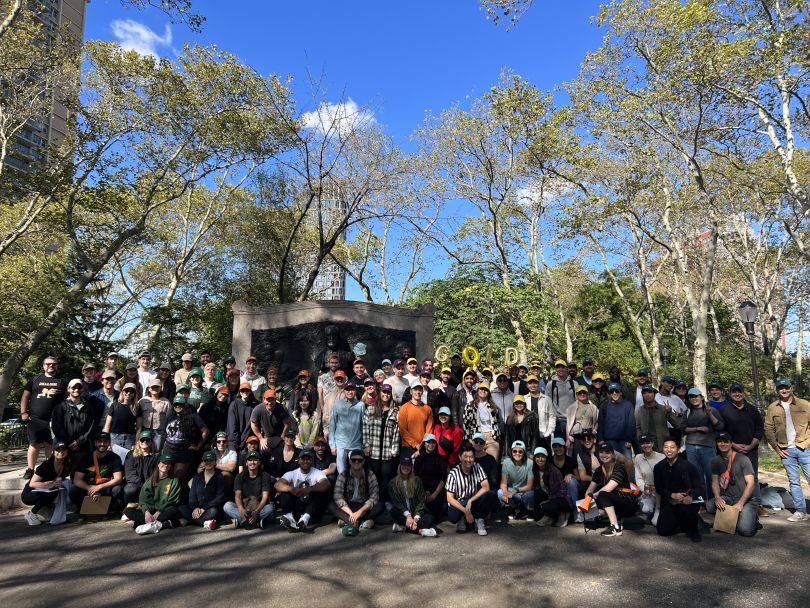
[0,507,808,608]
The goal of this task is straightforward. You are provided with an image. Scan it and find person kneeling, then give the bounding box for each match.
[224,450,274,529]
[653,437,704,542]
[389,455,437,537]
[530,447,571,527]
[125,454,182,535]
[328,449,384,534]
[275,447,332,532]
[180,450,225,530]
[706,432,758,537]
[446,445,500,536]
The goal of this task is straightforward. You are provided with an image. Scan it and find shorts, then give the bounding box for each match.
[27,419,53,445]
[162,444,192,465]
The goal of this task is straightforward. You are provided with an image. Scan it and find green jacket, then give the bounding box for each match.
[138,476,182,512]
[388,475,428,517]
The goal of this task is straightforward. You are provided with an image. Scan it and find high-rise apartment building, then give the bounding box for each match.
[5,0,86,172]
[310,196,348,301]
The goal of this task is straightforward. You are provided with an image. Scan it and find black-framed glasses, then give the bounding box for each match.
[472,440,485,445]
[350,458,364,463]
[69,387,81,391]
[511,449,525,454]
[608,390,621,394]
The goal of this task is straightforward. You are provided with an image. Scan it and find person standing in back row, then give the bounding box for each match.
[546,359,579,439]
[20,356,67,480]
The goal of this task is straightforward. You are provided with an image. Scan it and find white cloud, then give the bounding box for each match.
[301,99,375,136]
[110,19,172,58]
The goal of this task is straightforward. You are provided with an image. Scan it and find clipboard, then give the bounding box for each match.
[712,504,739,534]
[80,495,112,515]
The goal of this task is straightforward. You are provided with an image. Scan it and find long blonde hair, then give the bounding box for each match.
[393,462,417,497]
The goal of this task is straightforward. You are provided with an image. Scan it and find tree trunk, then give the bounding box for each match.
[797,296,805,393]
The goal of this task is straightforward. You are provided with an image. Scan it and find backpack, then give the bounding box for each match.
[550,378,576,407]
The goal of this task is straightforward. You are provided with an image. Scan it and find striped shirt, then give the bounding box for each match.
[446,462,487,502]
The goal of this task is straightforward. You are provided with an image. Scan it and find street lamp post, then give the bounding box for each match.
[739,300,762,409]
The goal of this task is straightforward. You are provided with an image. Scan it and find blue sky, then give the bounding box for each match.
[86,1,605,299]
[86,1,604,143]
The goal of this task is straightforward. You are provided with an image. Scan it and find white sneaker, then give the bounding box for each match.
[787,511,808,522]
[359,519,374,529]
[420,527,437,537]
[281,513,298,531]
[135,523,152,535]
[536,515,554,527]
[392,523,406,533]
[25,511,41,526]
[475,518,487,536]
[556,513,569,527]
[203,519,217,531]
[575,511,584,523]
[150,521,163,534]
[120,513,131,522]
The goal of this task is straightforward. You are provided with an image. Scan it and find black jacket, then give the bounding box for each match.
[653,456,704,501]
[52,399,102,451]
[188,470,226,511]
[124,452,158,486]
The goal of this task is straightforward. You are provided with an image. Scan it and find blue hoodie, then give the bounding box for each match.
[328,398,364,450]
[598,399,636,443]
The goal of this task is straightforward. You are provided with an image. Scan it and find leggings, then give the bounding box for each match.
[367,457,397,503]
[534,497,571,519]
[20,486,58,513]
[178,505,221,526]
[124,505,181,526]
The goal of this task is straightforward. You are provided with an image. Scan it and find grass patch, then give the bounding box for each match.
[759,453,785,473]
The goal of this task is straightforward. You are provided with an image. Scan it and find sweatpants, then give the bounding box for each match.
[656,501,700,535]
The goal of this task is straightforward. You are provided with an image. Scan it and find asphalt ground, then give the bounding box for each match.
[0,503,807,608]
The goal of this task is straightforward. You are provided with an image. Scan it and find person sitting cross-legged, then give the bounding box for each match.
[180,450,225,530]
[275,447,332,532]
[389,455,438,537]
[124,454,182,535]
[223,450,274,529]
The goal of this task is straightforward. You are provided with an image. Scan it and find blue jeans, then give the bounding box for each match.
[223,500,274,525]
[686,444,716,499]
[605,439,633,460]
[498,488,535,510]
[111,433,135,450]
[782,446,810,513]
[706,496,758,536]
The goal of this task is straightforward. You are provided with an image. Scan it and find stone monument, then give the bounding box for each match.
[231,301,435,380]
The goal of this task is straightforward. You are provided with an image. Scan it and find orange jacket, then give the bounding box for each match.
[398,401,434,449]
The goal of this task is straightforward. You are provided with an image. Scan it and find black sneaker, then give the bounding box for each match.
[23,468,34,480]
[688,529,702,543]
[601,524,622,537]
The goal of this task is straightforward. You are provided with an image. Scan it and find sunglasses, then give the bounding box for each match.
[350,458,364,464]
[336,378,346,382]
[511,449,525,454]
[123,389,135,394]
[216,439,227,443]
[139,439,151,443]
[608,390,621,394]
[472,440,485,445]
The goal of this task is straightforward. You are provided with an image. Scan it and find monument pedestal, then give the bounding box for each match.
[231,300,435,379]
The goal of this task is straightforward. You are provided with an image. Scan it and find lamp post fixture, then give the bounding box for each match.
[661,345,670,376]
[739,300,762,409]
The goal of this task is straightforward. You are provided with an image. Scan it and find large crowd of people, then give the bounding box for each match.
[16,350,810,540]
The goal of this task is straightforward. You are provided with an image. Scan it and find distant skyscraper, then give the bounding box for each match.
[310,196,348,301]
[5,0,86,172]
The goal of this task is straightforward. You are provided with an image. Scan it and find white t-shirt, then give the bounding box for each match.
[217,449,237,466]
[782,401,797,447]
[282,467,327,488]
[137,369,156,399]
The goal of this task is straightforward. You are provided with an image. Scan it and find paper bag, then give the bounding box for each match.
[712,504,739,534]
[80,495,111,515]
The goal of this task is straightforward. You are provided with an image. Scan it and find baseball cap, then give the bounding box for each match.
[526,375,539,383]
[349,448,364,459]
[715,432,732,441]
[518,362,528,369]
[202,450,216,461]
[533,447,548,457]
[380,384,392,394]
[687,388,702,397]
[392,359,405,366]
[246,355,257,362]
[224,355,236,364]
[172,396,187,405]
[283,429,296,438]
[106,351,119,358]
[239,382,252,391]
[478,381,491,391]
[400,454,413,466]
[551,438,565,446]
[53,441,68,451]
[68,378,82,389]
[245,451,260,460]
[776,378,792,389]
[176,384,190,393]
[342,524,359,537]
[583,358,594,365]
[216,385,229,396]
[592,373,605,381]
[463,368,477,378]
[181,353,193,362]
[554,359,566,367]
[245,435,259,445]
[138,351,151,359]
[263,388,276,399]
[511,440,526,450]
[299,448,314,459]
[596,441,613,452]
[641,384,657,393]
[639,434,654,443]
[363,377,376,386]
[471,432,485,442]
[125,362,137,371]
[437,406,451,416]
[419,369,432,378]
[97,432,111,441]
[580,428,595,438]
[636,368,649,377]
[122,382,137,392]
[661,375,676,384]
[708,381,723,389]
[139,430,153,440]
[81,362,95,371]
[313,436,327,445]
[410,381,424,390]
[101,370,117,380]
[215,431,227,439]
[345,381,358,390]
[333,370,347,379]
[576,385,589,394]
[423,433,437,442]
[148,378,162,388]
[381,359,392,365]
[607,382,622,391]
[406,357,418,364]
[513,394,526,404]
[158,454,173,463]
[728,383,744,392]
